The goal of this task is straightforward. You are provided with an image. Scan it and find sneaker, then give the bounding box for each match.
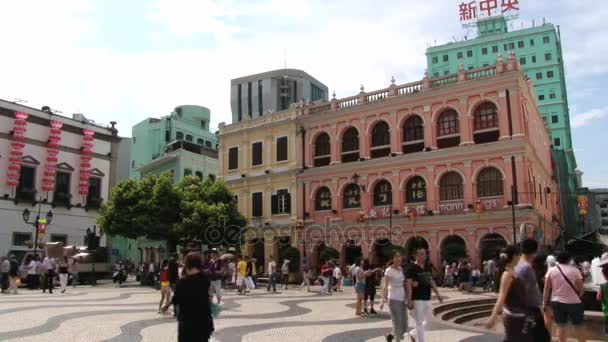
[363,309,369,315]
[370,309,377,314]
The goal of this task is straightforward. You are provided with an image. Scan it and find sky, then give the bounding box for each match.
[0,0,606,187]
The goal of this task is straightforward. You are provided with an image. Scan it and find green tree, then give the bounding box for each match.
[175,176,247,247]
[98,173,180,244]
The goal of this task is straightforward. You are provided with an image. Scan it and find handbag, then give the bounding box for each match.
[555,265,582,300]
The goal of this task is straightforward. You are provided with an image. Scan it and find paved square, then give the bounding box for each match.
[0,283,503,342]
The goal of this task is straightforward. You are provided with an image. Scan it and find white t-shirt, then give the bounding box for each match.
[333,267,342,279]
[268,261,276,275]
[384,266,405,301]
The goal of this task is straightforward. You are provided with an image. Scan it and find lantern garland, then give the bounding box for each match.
[41,121,63,193]
[6,112,28,187]
[78,129,95,196]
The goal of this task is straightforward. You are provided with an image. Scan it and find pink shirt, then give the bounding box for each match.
[545,264,582,304]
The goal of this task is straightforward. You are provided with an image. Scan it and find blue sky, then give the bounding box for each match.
[0,0,606,187]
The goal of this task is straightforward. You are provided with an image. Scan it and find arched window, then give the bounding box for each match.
[343,183,361,209]
[373,180,392,206]
[477,167,503,197]
[341,127,360,163]
[185,134,193,142]
[439,172,464,201]
[176,131,184,140]
[314,132,331,167]
[402,115,425,154]
[371,121,391,158]
[473,102,499,144]
[437,110,460,148]
[315,186,332,211]
[405,176,427,203]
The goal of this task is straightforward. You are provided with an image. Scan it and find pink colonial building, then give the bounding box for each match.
[296,54,561,269]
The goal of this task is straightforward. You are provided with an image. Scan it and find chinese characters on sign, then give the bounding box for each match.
[459,0,520,28]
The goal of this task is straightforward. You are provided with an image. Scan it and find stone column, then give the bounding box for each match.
[389,111,402,155]
[425,166,437,213]
[265,135,273,169]
[241,141,249,171]
[359,119,370,160]
[497,90,511,140]
[464,161,473,205]
[330,124,340,165]
[423,105,436,150]
[459,97,474,146]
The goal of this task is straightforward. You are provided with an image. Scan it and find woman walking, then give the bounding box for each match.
[58,257,69,293]
[363,260,378,314]
[162,253,214,342]
[383,251,409,342]
[158,260,172,314]
[485,245,532,341]
[543,251,585,342]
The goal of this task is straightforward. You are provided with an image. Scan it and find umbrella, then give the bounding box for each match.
[220,253,235,261]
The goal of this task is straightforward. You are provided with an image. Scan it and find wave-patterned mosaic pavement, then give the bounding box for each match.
[0,284,504,342]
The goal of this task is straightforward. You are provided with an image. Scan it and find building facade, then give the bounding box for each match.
[0,100,125,260]
[218,105,300,271]
[113,104,219,264]
[297,56,560,269]
[230,69,328,123]
[130,105,218,179]
[426,16,579,239]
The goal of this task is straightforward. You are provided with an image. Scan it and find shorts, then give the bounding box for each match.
[551,302,584,326]
[211,280,222,296]
[160,281,170,288]
[355,281,366,295]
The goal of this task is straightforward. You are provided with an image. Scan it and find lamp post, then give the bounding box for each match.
[86,225,101,285]
[22,206,53,257]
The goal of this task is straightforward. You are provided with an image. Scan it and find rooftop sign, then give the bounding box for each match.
[459,0,520,28]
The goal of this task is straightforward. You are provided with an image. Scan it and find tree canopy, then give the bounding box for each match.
[97,174,246,249]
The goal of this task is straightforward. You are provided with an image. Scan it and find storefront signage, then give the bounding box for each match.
[459,0,520,28]
[439,201,465,213]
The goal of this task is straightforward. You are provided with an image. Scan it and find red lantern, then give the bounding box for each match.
[45,164,57,171]
[11,134,25,141]
[83,135,94,141]
[14,119,27,126]
[10,142,25,149]
[10,150,23,156]
[50,128,61,135]
[8,164,21,172]
[9,156,21,163]
[80,162,91,168]
[7,173,20,180]
[15,112,29,119]
[50,121,63,128]
[46,149,59,156]
[46,156,58,163]
[7,180,19,186]
[12,126,26,134]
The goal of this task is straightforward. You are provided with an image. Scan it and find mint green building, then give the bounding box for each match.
[426,17,579,240]
[112,105,219,264]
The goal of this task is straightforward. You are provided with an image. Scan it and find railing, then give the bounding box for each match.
[398,81,423,95]
[302,62,507,116]
[431,75,458,87]
[308,104,331,114]
[466,66,497,80]
[338,96,359,108]
[366,89,390,103]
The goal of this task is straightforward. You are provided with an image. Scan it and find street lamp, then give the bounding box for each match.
[22,207,53,257]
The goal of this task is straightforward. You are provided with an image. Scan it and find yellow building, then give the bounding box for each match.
[218,105,299,271]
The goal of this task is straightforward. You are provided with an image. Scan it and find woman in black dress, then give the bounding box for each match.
[163,252,214,342]
[485,245,532,342]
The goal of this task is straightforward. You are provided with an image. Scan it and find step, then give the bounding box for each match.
[453,310,493,324]
[433,298,496,315]
[441,304,495,321]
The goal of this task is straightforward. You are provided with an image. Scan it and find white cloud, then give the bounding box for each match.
[571,106,608,128]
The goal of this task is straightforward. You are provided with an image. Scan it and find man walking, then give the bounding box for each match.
[407,248,442,342]
[42,256,56,294]
[515,239,550,341]
[267,256,277,292]
[0,256,10,293]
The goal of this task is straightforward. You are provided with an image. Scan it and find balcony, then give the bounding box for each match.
[15,188,36,204]
[85,197,103,211]
[52,192,72,208]
[165,139,218,158]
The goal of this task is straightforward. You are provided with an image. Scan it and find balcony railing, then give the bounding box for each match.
[15,188,36,203]
[86,197,103,211]
[165,139,218,158]
[303,53,520,116]
[52,192,72,207]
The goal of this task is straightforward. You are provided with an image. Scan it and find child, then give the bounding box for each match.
[597,264,608,335]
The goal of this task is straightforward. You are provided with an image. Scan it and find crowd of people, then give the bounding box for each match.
[0,254,79,295]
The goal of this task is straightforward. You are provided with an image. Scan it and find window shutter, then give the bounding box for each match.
[285,193,291,214]
[271,194,278,215]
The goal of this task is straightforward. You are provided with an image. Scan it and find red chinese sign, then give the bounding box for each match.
[459,0,520,26]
